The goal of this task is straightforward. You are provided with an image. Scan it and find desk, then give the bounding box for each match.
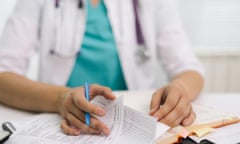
[0,91,240,141]
[193,93,240,117]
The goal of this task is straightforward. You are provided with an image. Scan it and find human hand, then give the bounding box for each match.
[149,81,196,127]
[58,84,115,136]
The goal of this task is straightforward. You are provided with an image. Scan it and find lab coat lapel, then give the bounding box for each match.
[103,0,121,42]
[104,0,136,43]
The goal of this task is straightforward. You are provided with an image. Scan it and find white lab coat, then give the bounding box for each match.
[0,0,204,90]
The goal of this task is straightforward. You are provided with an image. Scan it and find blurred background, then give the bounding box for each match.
[0,0,240,92]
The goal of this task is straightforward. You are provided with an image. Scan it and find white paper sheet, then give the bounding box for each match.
[190,122,240,144]
[117,106,157,144]
[192,105,235,124]
[6,96,124,144]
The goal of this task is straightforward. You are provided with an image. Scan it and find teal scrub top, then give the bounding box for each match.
[66,0,127,90]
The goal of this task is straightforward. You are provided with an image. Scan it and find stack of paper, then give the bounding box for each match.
[6,96,169,144]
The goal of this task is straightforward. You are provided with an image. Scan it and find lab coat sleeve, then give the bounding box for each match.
[155,0,205,80]
[0,0,43,76]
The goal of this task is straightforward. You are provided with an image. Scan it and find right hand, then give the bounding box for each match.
[58,84,115,136]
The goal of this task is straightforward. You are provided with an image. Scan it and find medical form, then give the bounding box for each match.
[6,96,168,144]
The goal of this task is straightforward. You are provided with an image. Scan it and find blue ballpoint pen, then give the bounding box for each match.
[84,82,90,126]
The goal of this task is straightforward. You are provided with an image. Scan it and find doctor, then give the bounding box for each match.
[0,0,204,136]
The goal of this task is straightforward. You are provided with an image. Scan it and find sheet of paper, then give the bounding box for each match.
[192,105,235,124]
[155,123,170,139]
[190,122,240,144]
[117,106,157,144]
[92,96,166,144]
[6,96,124,144]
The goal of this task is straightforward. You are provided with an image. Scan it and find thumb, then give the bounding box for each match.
[90,84,116,100]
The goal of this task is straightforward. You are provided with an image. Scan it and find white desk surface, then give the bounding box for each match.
[0,90,240,134]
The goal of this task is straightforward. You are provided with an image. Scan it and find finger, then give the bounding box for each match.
[149,88,165,115]
[166,103,192,127]
[159,96,188,126]
[68,104,110,135]
[69,106,109,135]
[161,113,183,127]
[65,113,100,134]
[72,93,106,117]
[177,104,192,126]
[152,89,181,120]
[182,109,196,126]
[68,104,86,122]
[90,84,116,100]
[90,117,110,135]
[60,119,80,136]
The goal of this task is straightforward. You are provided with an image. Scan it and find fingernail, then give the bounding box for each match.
[102,127,110,135]
[98,109,106,116]
[112,95,116,99]
[153,114,158,118]
[150,107,158,114]
[153,113,160,119]
[73,130,81,135]
[184,121,189,126]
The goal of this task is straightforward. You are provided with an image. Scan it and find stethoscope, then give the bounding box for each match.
[51,0,150,62]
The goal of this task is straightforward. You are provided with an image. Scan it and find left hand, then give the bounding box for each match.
[149,81,196,127]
